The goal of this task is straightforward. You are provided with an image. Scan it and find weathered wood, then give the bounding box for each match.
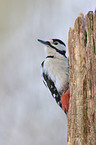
[68,10,96,145]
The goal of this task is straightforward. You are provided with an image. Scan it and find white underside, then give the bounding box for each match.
[42,54,69,92]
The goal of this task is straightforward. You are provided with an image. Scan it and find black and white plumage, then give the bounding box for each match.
[38,38,69,113]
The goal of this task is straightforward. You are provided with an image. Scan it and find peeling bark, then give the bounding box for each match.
[68,10,96,145]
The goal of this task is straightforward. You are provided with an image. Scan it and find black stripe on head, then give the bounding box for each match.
[52,39,66,47]
[48,43,67,58]
[46,55,54,59]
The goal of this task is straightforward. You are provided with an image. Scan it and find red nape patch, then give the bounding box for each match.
[61,91,70,112]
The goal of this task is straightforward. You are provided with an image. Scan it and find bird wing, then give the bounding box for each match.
[42,71,62,108]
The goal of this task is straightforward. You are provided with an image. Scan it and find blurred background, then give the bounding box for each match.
[0,0,95,145]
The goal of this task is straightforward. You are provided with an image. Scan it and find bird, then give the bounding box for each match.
[38,38,70,115]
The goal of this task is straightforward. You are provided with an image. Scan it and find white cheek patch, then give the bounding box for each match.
[57,43,66,51]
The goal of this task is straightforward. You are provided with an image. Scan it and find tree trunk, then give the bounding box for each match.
[67,10,96,145]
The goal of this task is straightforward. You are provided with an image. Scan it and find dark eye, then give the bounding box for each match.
[54,42,58,45]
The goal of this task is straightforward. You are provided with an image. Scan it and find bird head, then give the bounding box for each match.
[38,39,66,57]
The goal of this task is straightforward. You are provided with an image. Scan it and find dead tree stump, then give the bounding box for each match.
[68,10,96,145]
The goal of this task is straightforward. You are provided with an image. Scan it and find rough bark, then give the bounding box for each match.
[68,10,96,145]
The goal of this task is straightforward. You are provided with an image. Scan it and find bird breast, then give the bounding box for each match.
[43,57,69,92]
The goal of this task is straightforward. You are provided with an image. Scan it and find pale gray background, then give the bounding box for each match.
[0,0,95,145]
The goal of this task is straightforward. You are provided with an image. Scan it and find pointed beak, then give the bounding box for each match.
[37,39,50,45]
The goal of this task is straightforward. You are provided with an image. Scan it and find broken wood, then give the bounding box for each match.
[68,10,96,145]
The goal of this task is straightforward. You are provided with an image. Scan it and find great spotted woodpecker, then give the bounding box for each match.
[38,38,70,114]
